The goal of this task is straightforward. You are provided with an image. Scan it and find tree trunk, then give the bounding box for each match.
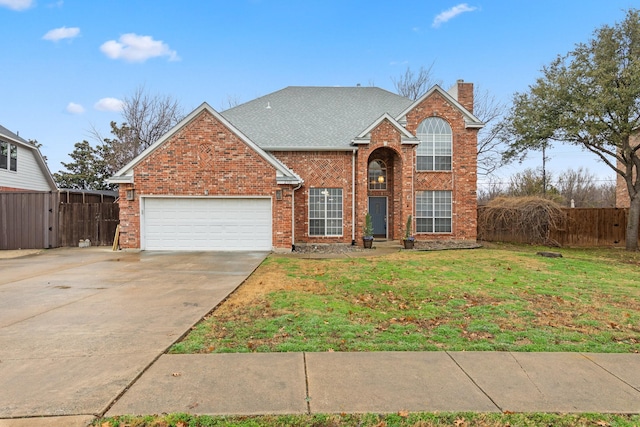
[626,193,640,251]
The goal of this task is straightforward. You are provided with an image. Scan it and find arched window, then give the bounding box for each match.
[416,117,452,171]
[368,159,387,190]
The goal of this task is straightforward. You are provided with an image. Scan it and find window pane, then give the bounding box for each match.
[368,160,387,190]
[0,142,7,169]
[308,188,343,236]
[415,190,451,234]
[9,144,17,171]
[416,117,452,171]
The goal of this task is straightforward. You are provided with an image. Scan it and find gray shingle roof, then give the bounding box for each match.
[0,124,30,144]
[220,86,413,150]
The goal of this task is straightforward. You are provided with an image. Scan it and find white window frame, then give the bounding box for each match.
[9,143,17,172]
[309,188,343,236]
[416,190,452,233]
[416,117,452,171]
[0,141,7,170]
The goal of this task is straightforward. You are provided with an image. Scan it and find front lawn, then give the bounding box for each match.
[171,244,640,354]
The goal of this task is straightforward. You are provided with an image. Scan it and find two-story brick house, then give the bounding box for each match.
[109,81,483,251]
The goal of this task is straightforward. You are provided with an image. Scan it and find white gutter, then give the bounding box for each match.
[352,149,356,245]
[291,182,303,251]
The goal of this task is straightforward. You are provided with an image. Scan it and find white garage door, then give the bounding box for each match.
[142,198,272,251]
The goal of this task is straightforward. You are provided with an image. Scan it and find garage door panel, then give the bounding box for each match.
[142,198,272,251]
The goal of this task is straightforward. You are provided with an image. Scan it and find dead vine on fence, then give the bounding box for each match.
[478,197,567,246]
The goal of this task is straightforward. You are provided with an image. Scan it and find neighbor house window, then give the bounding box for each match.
[416,117,452,171]
[9,143,17,171]
[368,159,387,190]
[309,188,343,236]
[0,142,7,169]
[416,190,452,233]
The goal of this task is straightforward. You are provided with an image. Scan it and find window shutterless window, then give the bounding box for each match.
[416,190,452,233]
[309,188,343,236]
[416,117,452,171]
[368,159,387,190]
[9,144,17,171]
[0,141,7,169]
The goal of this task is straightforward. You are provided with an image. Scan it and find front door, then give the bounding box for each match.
[368,197,387,238]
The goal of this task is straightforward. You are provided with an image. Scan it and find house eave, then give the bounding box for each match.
[107,175,133,184]
[266,146,358,152]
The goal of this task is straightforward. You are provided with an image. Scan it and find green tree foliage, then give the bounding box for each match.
[500,9,640,250]
[53,140,113,190]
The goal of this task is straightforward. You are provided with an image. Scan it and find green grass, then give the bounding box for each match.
[170,244,640,354]
[95,412,640,427]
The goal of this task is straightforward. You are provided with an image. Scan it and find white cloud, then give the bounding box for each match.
[432,3,477,28]
[66,102,85,114]
[0,0,33,10]
[100,33,179,63]
[42,26,80,42]
[94,98,124,112]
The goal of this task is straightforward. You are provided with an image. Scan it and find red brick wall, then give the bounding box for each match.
[404,89,479,242]
[120,87,479,249]
[274,151,354,244]
[118,109,293,249]
[0,186,31,192]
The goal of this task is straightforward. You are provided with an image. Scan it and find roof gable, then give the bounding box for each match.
[109,103,301,184]
[351,113,420,145]
[0,124,57,191]
[396,85,484,129]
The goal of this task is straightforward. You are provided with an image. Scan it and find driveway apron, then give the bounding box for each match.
[0,248,266,419]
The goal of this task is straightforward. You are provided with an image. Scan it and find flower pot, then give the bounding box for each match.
[403,239,414,249]
[363,237,373,249]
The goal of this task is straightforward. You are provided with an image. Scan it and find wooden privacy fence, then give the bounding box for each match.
[59,203,119,247]
[478,207,637,247]
[0,191,119,249]
[0,192,59,250]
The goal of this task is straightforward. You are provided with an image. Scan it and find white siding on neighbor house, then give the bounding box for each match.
[0,145,53,191]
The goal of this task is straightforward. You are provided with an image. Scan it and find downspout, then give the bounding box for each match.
[291,182,303,251]
[352,149,356,245]
[411,147,415,233]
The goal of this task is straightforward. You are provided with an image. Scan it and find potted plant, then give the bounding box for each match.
[363,212,374,249]
[403,214,415,249]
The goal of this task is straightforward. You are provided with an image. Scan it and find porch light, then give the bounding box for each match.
[378,175,385,184]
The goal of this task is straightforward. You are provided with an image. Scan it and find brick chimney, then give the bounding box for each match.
[455,79,474,114]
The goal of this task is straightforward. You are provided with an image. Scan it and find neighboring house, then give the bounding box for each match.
[0,124,57,192]
[109,81,483,251]
[615,132,639,208]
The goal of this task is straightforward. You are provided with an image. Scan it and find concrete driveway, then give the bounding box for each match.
[0,247,267,421]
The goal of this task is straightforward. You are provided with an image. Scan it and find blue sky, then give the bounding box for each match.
[0,0,636,187]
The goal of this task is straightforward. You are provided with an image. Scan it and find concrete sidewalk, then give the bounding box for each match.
[105,351,640,417]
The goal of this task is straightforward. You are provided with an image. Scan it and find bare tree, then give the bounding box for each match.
[391,63,439,100]
[222,94,241,110]
[477,174,506,205]
[474,86,508,176]
[507,167,561,201]
[120,86,184,155]
[555,168,616,207]
[97,86,184,175]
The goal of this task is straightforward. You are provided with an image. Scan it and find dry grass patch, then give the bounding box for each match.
[171,245,640,354]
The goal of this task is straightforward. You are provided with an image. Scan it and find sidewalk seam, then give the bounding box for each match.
[582,353,640,393]
[446,351,503,412]
[303,352,311,414]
